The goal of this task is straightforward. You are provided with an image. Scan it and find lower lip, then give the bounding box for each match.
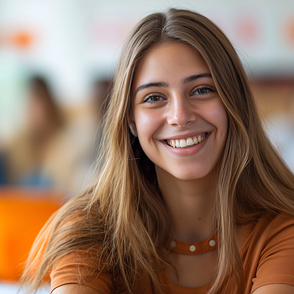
[161,133,210,157]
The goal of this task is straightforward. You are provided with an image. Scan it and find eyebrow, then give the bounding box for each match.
[134,73,212,97]
[134,82,168,97]
[182,73,212,84]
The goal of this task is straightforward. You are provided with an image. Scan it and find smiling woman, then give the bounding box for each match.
[21,8,294,294]
[130,42,228,181]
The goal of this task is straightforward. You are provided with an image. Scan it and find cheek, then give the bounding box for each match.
[206,101,228,133]
[135,110,162,138]
[215,108,228,132]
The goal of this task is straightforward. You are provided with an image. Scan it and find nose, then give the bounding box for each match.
[167,94,197,127]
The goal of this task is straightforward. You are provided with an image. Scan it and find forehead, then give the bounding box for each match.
[132,41,211,91]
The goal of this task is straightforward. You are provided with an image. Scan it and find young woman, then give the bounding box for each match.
[4,76,65,189]
[22,8,294,294]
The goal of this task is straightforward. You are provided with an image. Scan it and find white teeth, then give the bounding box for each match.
[180,139,187,147]
[187,137,193,146]
[167,134,207,148]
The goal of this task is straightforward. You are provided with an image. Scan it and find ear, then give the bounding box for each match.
[128,111,137,137]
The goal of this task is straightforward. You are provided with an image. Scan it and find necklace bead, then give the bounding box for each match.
[167,234,217,255]
[209,239,216,247]
[170,241,177,248]
[189,245,196,252]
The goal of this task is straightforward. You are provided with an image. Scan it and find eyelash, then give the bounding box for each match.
[143,94,165,103]
[192,86,214,95]
[142,86,215,104]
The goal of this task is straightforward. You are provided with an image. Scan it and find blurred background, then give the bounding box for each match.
[0,0,293,292]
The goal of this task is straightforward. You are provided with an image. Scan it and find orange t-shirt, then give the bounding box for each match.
[50,213,294,293]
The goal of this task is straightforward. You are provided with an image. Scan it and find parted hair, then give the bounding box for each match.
[21,8,294,294]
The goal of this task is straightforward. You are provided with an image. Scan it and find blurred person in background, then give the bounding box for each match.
[2,76,89,197]
[0,153,6,185]
[21,8,294,294]
[4,76,64,189]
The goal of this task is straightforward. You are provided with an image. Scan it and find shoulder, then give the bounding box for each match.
[254,212,294,259]
[256,212,294,247]
[50,247,113,294]
[241,212,294,257]
[241,213,294,293]
[265,212,294,231]
[241,212,294,250]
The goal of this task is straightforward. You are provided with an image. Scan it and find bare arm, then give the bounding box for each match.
[252,284,294,294]
[52,284,100,294]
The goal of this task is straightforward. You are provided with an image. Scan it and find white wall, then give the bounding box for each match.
[0,0,293,140]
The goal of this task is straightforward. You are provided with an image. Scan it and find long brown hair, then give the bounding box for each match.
[21,8,294,293]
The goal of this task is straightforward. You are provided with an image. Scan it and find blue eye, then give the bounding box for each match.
[192,87,214,95]
[144,94,165,103]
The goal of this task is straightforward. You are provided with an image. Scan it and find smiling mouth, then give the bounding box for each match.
[165,133,208,148]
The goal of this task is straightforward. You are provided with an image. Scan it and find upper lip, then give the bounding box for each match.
[161,131,212,141]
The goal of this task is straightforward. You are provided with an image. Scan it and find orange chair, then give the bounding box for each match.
[0,188,62,281]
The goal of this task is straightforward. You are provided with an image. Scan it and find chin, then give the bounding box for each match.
[167,168,212,182]
[175,174,209,182]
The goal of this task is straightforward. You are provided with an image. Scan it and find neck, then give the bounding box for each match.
[156,167,217,243]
